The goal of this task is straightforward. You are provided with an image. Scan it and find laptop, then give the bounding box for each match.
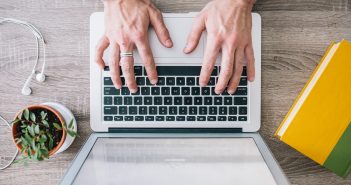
[60,12,289,185]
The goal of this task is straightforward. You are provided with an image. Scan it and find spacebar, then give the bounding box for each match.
[156,66,217,76]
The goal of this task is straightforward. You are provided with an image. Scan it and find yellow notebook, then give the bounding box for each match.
[275,40,351,178]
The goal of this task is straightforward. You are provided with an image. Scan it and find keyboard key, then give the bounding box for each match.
[189,107,197,115]
[119,106,127,115]
[104,77,113,85]
[146,116,154,121]
[229,107,238,115]
[176,77,185,85]
[228,116,237,121]
[149,106,157,115]
[104,116,113,121]
[239,116,247,121]
[208,77,216,86]
[197,116,206,121]
[134,97,142,105]
[136,77,145,85]
[191,87,200,95]
[114,97,122,105]
[184,97,192,105]
[161,87,170,95]
[166,77,175,85]
[218,116,226,121]
[121,77,125,86]
[104,66,110,71]
[204,97,212,105]
[104,87,120,95]
[164,97,172,105]
[174,97,182,105]
[209,107,217,115]
[187,77,195,85]
[176,116,185,121]
[201,87,211,95]
[242,67,247,76]
[114,116,123,121]
[234,87,247,95]
[222,89,230,96]
[146,78,153,85]
[154,97,162,105]
[159,106,167,115]
[121,87,130,95]
[211,87,218,95]
[187,116,196,121]
[219,107,227,115]
[129,106,137,115]
[135,116,144,121]
[207,116,216,121]
[166,116,175,121]
[234,97,247,105]
[125,116,133,121]
[181,87,190,95]
[179,106,187,115]
[151,87,160,95]
[139,106,147,115]
[194,97,202,105]
[134,66,143,76]
[156,116,165,121]
[141,87,150,95]
[199,107,207,115]
[124,96,132,105]
[239,77,247,86]
[157,77,165,85]
[224,97,233,105]
[169,106,177,115]
[214,97,222,105]
[104,96,112,105]
[131,88,140,95]
[144,97,152,105]
[104,106,117,115]
[239,107,247,115]
[171,87,180,95]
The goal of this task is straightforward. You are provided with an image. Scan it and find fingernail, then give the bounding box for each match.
[183,44,189,53]
[165,39,173,47]
[227,91,234,95]
[249,76,255,82]
[131,89,138,93]
[151,79,158,84]
[199,82,206,87]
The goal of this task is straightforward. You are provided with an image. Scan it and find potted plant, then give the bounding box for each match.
[11,102,77,162]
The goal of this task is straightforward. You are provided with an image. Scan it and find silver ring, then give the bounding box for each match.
[120,51,133,57]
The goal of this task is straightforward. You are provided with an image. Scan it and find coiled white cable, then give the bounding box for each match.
[0,115,18,170]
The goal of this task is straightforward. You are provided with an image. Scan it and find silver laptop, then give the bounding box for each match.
[60,12,289,185]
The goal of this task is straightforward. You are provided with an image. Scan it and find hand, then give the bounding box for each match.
[184,0,255,94]
[96,0,173,93]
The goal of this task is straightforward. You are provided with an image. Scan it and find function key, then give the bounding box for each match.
[134,66,143,76]
[104,116,113,121]
[104,77,113,85]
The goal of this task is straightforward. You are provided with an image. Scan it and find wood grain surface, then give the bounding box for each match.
[0,0,350,184]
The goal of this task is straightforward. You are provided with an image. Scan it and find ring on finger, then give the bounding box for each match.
[120,51,133,57]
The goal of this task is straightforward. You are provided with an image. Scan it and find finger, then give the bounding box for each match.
[95,36,110,69]
[215,46,235,94]
[120,43,138,93]
[184,14,206,53]
[109,43,122,89]
[227,48,245,94]
[135,36,158,84]
[245,44,255,82]
[149,9,173,48]
[199,34,221,87]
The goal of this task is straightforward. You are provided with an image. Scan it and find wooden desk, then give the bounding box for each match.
[0,0,350,184]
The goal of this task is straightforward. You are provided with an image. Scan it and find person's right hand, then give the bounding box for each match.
[96,0,173,93]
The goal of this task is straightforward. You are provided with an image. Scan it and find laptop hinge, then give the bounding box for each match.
[108,128,242,133]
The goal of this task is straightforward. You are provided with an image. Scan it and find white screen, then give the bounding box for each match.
[73,138,276,185]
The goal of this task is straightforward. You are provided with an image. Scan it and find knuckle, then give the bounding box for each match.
[133,30,147,40]
[221,68,233,76]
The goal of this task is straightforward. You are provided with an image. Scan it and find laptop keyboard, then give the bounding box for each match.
[103,66,248,122]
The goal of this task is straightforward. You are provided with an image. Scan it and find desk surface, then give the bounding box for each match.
[0,0,350,184]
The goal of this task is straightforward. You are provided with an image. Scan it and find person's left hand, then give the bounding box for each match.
[184,0,255,95]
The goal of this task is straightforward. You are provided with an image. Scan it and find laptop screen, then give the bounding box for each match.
[73,137,277,185]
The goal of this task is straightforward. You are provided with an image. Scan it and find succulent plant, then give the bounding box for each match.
[12,108,77,162]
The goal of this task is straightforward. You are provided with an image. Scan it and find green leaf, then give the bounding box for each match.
[30,112,36,122]
[68,119,74,129]
[53,122,62,130]
[40,111,47,120]
[67,130,77,137]
[34,124,40,134]
[28,125,35,137]
[42,120,49,128]
[48,136,53,150]
[23,109,29,121]
[39,135,47,143]
[40,148,49,159]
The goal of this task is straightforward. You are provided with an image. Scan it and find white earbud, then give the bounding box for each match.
[36,73,46,82]
[21,86,32,96]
